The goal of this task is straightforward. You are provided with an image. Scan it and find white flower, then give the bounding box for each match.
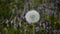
[25,10,40,23]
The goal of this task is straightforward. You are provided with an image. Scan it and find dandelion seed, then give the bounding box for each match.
[25,10,40,23]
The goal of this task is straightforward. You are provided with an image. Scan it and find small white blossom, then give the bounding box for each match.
[25,10,40,23]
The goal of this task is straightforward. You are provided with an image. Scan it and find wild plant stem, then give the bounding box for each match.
[32,24,35,34]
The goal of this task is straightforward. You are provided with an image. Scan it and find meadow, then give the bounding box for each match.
[0,0,60,34]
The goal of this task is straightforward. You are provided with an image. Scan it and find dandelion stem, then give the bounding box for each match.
[32,24,35,34]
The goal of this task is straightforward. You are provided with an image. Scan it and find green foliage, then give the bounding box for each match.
[0,0,60,34]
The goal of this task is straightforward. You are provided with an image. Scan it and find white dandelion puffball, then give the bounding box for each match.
[25,10,40,23]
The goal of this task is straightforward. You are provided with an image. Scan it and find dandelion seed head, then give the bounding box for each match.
[25,10,40,23]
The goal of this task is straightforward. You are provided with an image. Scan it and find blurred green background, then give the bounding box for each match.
[0,0,60,34]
